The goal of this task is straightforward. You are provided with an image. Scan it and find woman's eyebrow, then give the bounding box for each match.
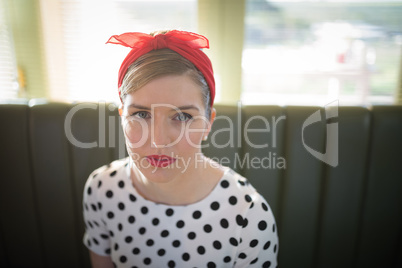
[176,105,200,112]
[127,103,200,111]
[127,103,151,110]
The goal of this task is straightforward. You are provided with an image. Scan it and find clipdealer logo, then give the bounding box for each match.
[63,100,339,168]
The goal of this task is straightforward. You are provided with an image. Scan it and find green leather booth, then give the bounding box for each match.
[0,101,401,268]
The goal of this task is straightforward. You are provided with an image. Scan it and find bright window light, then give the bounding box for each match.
[242,0,402,106]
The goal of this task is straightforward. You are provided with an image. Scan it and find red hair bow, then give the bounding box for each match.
[106,30,215,106]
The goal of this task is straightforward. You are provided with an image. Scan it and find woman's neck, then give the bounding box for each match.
[130,156,225,206]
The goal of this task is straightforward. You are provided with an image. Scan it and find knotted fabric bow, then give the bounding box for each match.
[106,30,215,106]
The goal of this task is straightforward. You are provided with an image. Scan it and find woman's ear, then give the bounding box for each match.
[204,108,216,139]
[118,104,123,117]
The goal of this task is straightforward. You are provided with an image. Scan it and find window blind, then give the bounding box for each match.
[0,0,18,101]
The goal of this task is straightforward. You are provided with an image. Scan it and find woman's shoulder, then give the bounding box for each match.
[84,157,129,192]
[219,166,256,192]
[208,162,268,207]
[89,157,129,179]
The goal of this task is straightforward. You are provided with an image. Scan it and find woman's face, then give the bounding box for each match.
[121,74,215,182]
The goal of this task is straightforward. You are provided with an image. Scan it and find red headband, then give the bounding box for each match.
[106,30,215,106]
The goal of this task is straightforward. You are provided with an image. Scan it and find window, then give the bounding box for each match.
[0,0,18,101]
[242,0,402,106]
[42,0,197,103]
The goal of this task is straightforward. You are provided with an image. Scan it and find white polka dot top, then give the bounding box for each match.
[83,157,278,268]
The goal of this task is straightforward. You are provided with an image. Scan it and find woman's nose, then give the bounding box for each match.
[151,119,171,148]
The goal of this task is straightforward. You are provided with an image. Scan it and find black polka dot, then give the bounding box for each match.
[220,180,229,188]
[239,252,247,259]
[128,215,135,224]
[245,194,252,202]
[262,202,268,211]
[229,237,238,246]
[92,238,99,245]
[249,202,255,209]
[97,202,102,210]
[107,211,114,219]
[238,179,246,186]
[118,223,123,231]
[210,201,220,211]
[143,257,151,265]
[250,257,258,264]
[129,194,137,202]
[207,262,216,268]
[264,241,271,250]
[152,218,160,226]
[97,180,102,188]
[229,196,237,205]
[139,227,146,235]
[100,234,109,239]
[263,261,271,267]
[119,255,127,263]
[87,239,91,247]
[236,215,244,226]
[146,239,154,246]
[118,202,125,210]
[197,246,205,255]
[105,248,111,254]
[172,240,180,247]
[118,180,124,188]
[182,252,190,261]
[273,224,276,232]
[109,230,114,237]
[132,248,140,255]
[176,220,185,228]
[192,210,202,219]
[110,170,117,176]
[87,221,93,229]
[84,204,89,211]
[243,218,249,228]
[274,244,277,253]
[87,187,92,195]
[220,218,229,228]
[166,208,174,216]
[258,220,267,230]
[114,243,119,251]
[223,256,231,263]
[125,236,133,243]
[188,232,196,240]
[161,230,169,237]
[141,206,148,214]
[91,204,97,211]
[106,190,113,198]
[168,260,175,268]
[250,239,259,247]
[204,224,212,233]
[157,249,166,256]
[213,240,222,249]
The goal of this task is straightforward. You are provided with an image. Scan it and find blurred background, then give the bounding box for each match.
[1,0,402,106]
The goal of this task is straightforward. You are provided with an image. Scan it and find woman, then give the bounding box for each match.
[83,30,278,268]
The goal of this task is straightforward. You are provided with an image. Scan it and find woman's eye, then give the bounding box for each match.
[132,111,149,119]
[175,112,192,122]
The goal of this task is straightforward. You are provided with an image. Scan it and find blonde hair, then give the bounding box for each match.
[120,48,211,118]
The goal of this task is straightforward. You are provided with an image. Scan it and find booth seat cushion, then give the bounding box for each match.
[0,102,401,268]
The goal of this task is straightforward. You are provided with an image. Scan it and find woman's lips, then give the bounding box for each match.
[146,155,177,168]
